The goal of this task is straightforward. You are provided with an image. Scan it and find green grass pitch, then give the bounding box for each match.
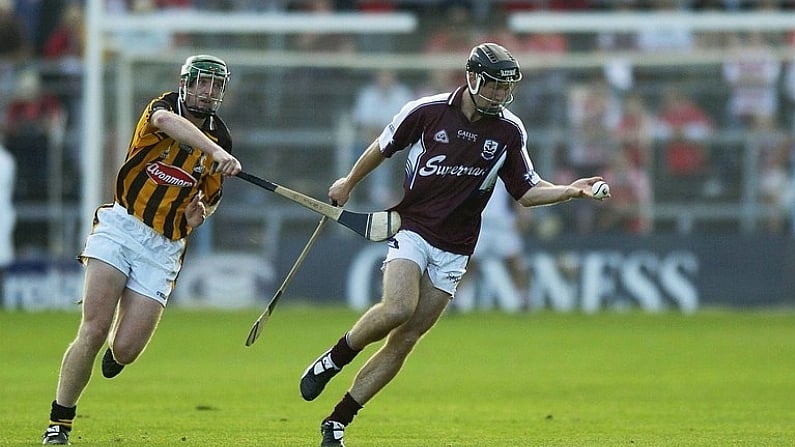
[2,306,794,446]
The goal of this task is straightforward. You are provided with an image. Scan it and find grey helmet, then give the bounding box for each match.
[178,54,230,117]
[465,43,522,115]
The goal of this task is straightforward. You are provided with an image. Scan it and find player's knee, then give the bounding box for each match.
[386,330,422,355]
[382,305,413,329]
[109,341,142,365]
[76,322,111,351]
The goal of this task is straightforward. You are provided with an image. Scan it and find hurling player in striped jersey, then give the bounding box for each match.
[41,55,240,445]
[300,43,608,446]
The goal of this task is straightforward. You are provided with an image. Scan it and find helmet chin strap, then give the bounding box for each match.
[468,91,501,116]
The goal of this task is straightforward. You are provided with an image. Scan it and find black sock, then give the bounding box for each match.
[325,392,363,426]
[329,333,361,368]
[49,400,76,430]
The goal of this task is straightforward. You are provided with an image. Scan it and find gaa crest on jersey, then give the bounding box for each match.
[146,161,197,187]
[193,154,207,174]
[434,130,449,143]
[481,140,499,160]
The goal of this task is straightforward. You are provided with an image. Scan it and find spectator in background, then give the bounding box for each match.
[723,31,782,130]
[290,0,357,53]
[566,77,620,232]
[653,87,715,200]
[10,0,42,50]
[784,41,795,135]
[507,27,569,128]
[596,149,652,234]
[289,0,357,130]
[349,69,413,208]
[791,143,795,238]
[0,0,32,116]
[422,3,478,54]
[2,67,66,201]
[779,26,795,132]
[355,0,393,12]
[155,0,193,9]
[567,78,620,178]
[616,92,655,171]
[476,9,528,52]
[500,0,590,10]
[636,1,695,53]
[415,67,460,98]
[0,140,15,304]
[597,1,695,96]
[0,0,31,62]
[595,0,637,95]
[752,119,793,233]
[107,0,174,55]
[42,2,83,62]
[591,91,655,234]
[29,0,65,57]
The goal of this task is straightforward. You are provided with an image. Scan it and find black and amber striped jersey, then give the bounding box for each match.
[114,92,232,240]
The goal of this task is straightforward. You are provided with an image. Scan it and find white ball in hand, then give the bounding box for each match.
[591,181,610,199]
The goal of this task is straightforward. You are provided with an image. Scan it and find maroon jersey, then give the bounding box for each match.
[379,87,540,255]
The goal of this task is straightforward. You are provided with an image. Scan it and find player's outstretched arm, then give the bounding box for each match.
[518,176,605,208]
[150,109,241,176]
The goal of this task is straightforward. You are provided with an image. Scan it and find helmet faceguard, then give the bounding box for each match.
[178,54,230,118]
[465,43,522,116]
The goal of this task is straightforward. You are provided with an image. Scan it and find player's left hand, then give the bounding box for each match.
[185,191,207,227]
[570,176,603,198]
[211,151,242,177]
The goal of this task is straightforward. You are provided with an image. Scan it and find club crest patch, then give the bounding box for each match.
[434,130,449,143]
[482,140,499,160]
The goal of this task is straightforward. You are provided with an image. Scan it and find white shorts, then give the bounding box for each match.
[384,230,468,296]
[80,203,186,306]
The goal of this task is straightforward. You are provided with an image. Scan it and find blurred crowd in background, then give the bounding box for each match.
[2,0,795,268]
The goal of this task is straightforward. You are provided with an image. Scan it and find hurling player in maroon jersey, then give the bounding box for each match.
[41,55,240,445]
[301,43,609,446]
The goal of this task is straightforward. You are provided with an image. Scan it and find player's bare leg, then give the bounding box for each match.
[55,260,126,406]
[348,259,423,349]
[318,270,450,446]
[301,259,421,401]
[102,288,165,378]
[349,274,450,404]
[44,260,126,445]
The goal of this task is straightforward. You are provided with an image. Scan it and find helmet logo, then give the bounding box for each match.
[500,69,518,78]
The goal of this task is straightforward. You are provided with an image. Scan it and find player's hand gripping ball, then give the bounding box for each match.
[591,181,610,200]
